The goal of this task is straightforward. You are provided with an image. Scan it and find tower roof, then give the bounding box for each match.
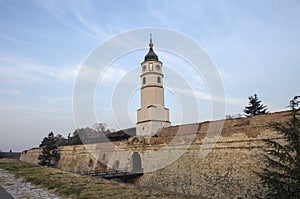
[144,34,159,62]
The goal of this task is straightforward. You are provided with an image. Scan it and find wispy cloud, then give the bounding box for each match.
[146,5,180,30]
[34,1,110,39]
[168,86,245,107]
[0,34,17,42]
[0,34,31,46]
[0,103,29,111]
[71,3,109,38]
[101,67,127,83]
[0,88,23,97]
[76,62,127,87]
[44,96,72,105]
[0,55,80,84]
[0,102,56,113]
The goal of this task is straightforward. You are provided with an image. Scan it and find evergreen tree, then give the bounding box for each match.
[258,96,300,198]
[244,94,268,117]
[67,130,83,145]
[38,132,60,167]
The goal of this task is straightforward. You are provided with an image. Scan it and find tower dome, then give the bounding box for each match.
[144,34,159,61]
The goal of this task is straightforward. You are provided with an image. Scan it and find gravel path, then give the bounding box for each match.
[0,168,61,199]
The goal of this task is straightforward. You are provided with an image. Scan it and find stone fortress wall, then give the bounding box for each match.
[20,111,292,198]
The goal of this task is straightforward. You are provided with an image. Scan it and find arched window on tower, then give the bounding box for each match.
[157,76,161,83]
[143,77,146,84]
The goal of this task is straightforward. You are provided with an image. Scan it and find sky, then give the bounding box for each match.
[0,0,300,151]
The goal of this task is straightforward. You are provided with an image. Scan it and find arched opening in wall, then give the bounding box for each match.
[112,160,120,170]
[157,76,161,83]
[131,152,142,173]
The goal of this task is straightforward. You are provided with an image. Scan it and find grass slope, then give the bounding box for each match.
[0,159,194,199]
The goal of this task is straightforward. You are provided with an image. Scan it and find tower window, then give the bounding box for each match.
[156,64,160,70]
[157,76,161,83]
[143,77,146,84]
[149,63,153,71]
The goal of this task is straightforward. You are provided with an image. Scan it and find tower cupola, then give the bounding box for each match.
[144,34,159,62]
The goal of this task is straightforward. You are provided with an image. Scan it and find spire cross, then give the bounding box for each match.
[149,33,153,48]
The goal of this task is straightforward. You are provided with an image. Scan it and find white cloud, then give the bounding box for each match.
[0,100,60,114]
[0,34,30,45]
[34,1,110,39]
[45,96,72,105]
[75,63,127,87]
[71,4,109,38]
[101,67,126,83]
[168,86,245,107]
[0,102,29,111]
[218,68,242,85]
[0,55,80,84]
[0,88,23,97]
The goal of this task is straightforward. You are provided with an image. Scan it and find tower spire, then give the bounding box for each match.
[144,33,158,61]
[149,33,153,48]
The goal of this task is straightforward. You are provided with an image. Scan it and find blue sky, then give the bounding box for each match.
[0,0,299,151]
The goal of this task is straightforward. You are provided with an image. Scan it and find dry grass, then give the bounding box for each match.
[0,159,193,199]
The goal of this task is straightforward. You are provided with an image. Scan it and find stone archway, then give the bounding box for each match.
[131,152,142,173]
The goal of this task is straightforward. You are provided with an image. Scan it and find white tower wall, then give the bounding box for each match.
[136,36,171,137]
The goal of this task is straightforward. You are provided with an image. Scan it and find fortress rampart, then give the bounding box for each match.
[20,111,292,198]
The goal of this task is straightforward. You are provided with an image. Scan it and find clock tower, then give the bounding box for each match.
[136,35,171,136]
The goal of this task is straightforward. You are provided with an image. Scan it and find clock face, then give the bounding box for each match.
[156,65,160,70]
[143,65,147,71]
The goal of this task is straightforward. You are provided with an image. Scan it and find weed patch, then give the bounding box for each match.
[0,159,194,199]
